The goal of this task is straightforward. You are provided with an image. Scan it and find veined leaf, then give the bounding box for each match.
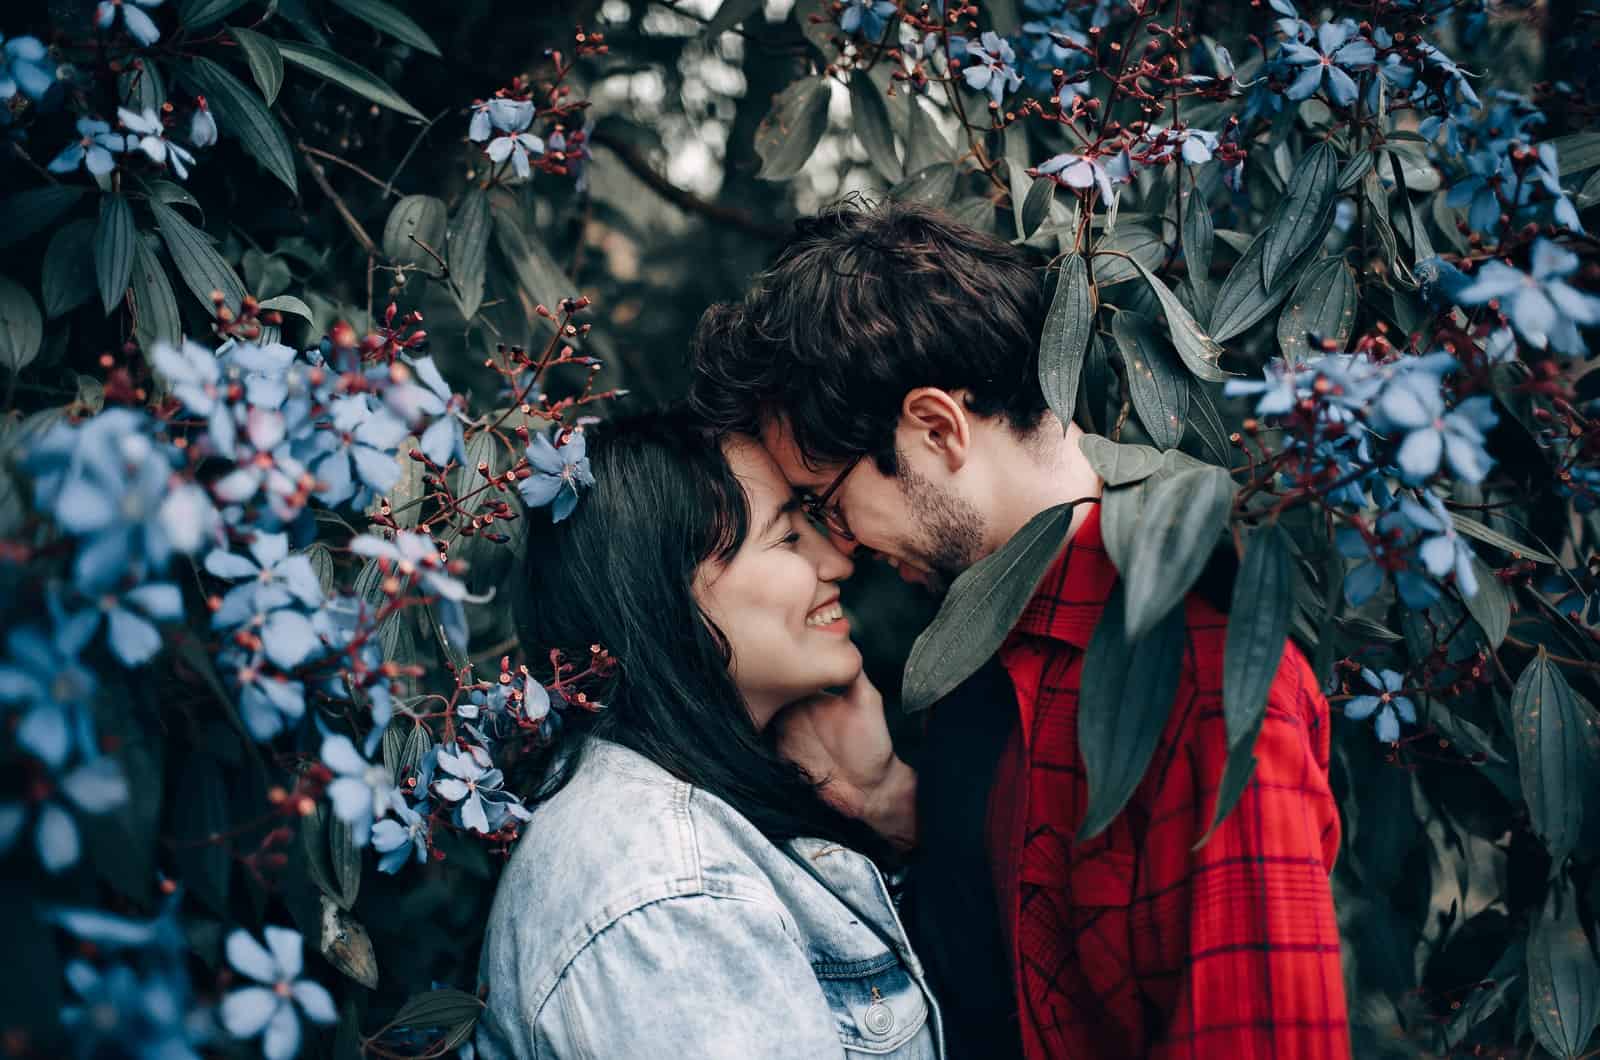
[890,162,957,206]
[1077,585,1185,839]
[1121,463,1237,639]
[1195,710,1263,849]
[1020,177,1055,240]
[755,77,830,182]
[259,294,315,323]
[277,41,425,121]
[95,194,137,316]
[902,503,1078,711]
[178,0,249,29]
[1511,648,1600,866]
[1113,310,1189,450]
[1461,554,1511,649]
[1527,883,1600,1059]
[1547,131,1600,176]
[1123,255,1230,382]
[1276,256,1357,360]
[42,220,97,319]
[1223,525,1293,748]
[0,276,43,373]
[185,56,298,194]
[382,194,448,272]
[1039,254,1093,428]
[903,95,955,173]
[391,989,484,1033]
[1186,382,1232,466]
[331,0,441,56]
[1079,435,1164,487]
[488,193,575,324]
[0,186,85,251]
[1210,229,1312,343]
[848,73,901,183]
[149,199,247,312]
[1449,512,1557,564]
[1092,224,1163,286]
[1182,187,1214,287]
[230,27,284,105]
[1262,141,1338,289]
[130,238,181,350]
[448,187,492,320]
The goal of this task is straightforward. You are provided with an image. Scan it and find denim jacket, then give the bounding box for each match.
[475,739,944,1059]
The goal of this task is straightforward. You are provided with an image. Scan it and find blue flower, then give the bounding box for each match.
[0,614,99,768]
[320,734,391,847]
[48,118,125,177]
[1033,152,1117,204]
[97,0,163,45]
[350,530,472,650]
[85,581,183,666]
[371,790,430,874]
[962,31,1024,106]
[1445,149,1510,233]
[487,130,544,181]
[0,757,127,873]
[1456,239,1600,355]
[518,429,594,522]
[60,959,199,1060]
[118,106,195,179]
[430,744,530,834]
[1279,21,1376,106]
[1017,11,1090,92]
[218,645,307,741]
[840,0,897,38]
[307,396,407,508]
[152,338,240,457]
[204,532,324,629]
[190,98,216,147]
[0,35,56,102]
[221,927,337,1060]
[1414,255,1471,309]
[1338,518,1439,609]
[1224,359,1300,416]
[1344,667,1417,742]
[1396,490,1478,596]
[384,355,467,468]
[1371,361,1496,484]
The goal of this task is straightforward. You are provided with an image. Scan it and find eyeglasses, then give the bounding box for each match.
[800,455,863,542]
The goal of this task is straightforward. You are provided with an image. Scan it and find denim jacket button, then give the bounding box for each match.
[863,999,895,1038]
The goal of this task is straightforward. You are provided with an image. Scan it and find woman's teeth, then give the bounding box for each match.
[805,603,844,627]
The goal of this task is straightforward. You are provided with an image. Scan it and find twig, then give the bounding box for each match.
[589,128,789,240]
[297,142,398,197]
[298,143,379,258]
[385,107,451,197]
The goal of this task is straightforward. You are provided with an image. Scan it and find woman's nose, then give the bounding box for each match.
[798,521,855,581]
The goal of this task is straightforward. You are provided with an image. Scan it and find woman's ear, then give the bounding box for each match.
[899,387,970,471]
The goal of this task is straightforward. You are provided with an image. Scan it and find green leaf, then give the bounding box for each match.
[848,73,901,183]
[143,178,203,218]
[1079,434,1164,487]
[1020,177,1055,240]
[1077,585,1186,839]
[0,275,43,373]
[1185,382,1232,466]
[1547,131,1600,176]
[1276,256,1357,360]
[330,0,441,55]
[1451,512,1557,564]
[355,558,419,664]
[1121,464,1236,639]
[391,988,485,1036]
[1527,883,1600,1058]
[1461,555,1510,649]
[1210,229,1309,343]
[230,27,284,105]
[1511,648,1600,865]
[1337,150,1374,192]
[755,77,830,181]
[448,187,492,319]
[150,199,247,313]
[1194,711,1262,849]
[328,811,362,910]
[95,194,137,316]
[41,220,97,319]
[489,193,576,321]
[258,293,314,322]
[706,0,765,35]
[185,56,298,194]
[1123,255,1230,382]
[1223,525,1292,748]
[382,194,448,271]
[1261,141,1338,290]
[383,719,434,785]
[1182,188,1214,287]
[171,755,232,915]
[179,0,250,29]
[902,503,1078,711]
[903,95,955,173]
[0,186,85,251]
[1038,254,1093,428]
[277,41,425,121]
[130,238,182,350]
[1113,311,1188,450]
[889,162,957,206]
[1092,224,1163,286]
[299,802,343,906]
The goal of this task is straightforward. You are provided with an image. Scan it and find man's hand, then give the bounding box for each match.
[775,673,918,851]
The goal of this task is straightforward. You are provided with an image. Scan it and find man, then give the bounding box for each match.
[689,200,1350,1059]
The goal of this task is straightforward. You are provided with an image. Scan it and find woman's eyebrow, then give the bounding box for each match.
[759,498,802,539]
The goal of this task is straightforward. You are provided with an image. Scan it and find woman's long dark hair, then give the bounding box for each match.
[509,407,886,855]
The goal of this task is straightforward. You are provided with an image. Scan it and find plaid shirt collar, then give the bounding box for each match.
[1006,500,1117,652]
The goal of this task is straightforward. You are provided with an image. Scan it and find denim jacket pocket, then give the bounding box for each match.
[812,951,930,1055]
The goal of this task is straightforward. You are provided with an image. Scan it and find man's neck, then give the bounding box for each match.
[980,419,1104,558]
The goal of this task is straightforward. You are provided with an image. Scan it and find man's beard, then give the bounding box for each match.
[895,463,984,593]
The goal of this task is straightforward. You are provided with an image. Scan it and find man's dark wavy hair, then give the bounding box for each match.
[688,197,1049,474]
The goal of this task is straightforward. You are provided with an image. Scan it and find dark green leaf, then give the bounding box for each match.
[355,558,418,663]
[383,719,433,785]
[144,178,203,217]
[0,276,43,373]
[120,59,166,114]
[1210,229,1310,343]
[331,0,441,55]
[1527,883,1600,1058]
[1349,744,1418,891]
[1079,435,1163,487]
[755,77,830,181]
[1122,464,1237,638]
[903,95,955,173]
[1276,256,1357,360]
[299,803,343,905]
[706,0,764,35]
[1039,254,1093,427]
[1114,310,1189,450]
[130,238,181,350]
[95,194,137,316]
[185,56,298,194]
[1261,142,1338,289]
[1185,382,1232,466]
[1182,188,1214,289]
[848,74,901,183]
[1195,711,1262,849]
[328,812,362,910]
[1124,255,1230,382]
[230,27,284,105]
[392,988,485,1031]
[1461,555,1511,649]
[902,503,1078,711]
[258,294,314,323]
[172,755,232,915]
[489,193,575,323]
[449,187,492,319]
[277,41,425,120]
[1337,150,1374,192]
[889,163,957,206]
[1547,132,1600,176]
[0,186,85,251]
[179,0,250,29]
[1223,525,1293,748]
[41,220,97,318]
[1092,224,1163,286]
[149,199,247,312]
[382,194,448,271]
[1451,512,1557,564]
[1077,586,1186,839]
[1511,648,1599,865]
[1020,177,1055,240]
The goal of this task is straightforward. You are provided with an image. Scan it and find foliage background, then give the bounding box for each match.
[1,0,1599,1057]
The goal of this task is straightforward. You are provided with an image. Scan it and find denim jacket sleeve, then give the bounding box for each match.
[532,891,844,1059]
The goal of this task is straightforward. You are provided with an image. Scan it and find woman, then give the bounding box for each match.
[475,410,940,1059]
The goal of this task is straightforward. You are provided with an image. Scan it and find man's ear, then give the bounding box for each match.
[899,387,970,471]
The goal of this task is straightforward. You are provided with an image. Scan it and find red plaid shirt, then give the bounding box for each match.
[986,503,1349,1059]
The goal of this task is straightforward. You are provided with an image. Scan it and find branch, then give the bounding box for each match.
[589,128,788,241]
